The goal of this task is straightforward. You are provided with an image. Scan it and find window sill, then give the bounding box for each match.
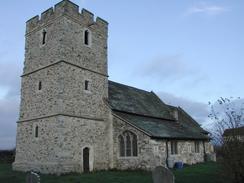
[84,90,92,94]
[169,154,180,157]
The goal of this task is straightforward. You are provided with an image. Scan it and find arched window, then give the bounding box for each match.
[126,134,132,156]
[119,135,125,157]
[132,133,138,156]
[119,131,138,157]
[84,29,91,46]
[35,125,39,138]
[42,30,47,45]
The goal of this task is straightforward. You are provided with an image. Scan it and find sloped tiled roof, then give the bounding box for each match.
[114,111,209,140]
[108,80,209,140]
[108,81,173,120]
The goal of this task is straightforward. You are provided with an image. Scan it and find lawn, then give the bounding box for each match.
[0,162,225,183]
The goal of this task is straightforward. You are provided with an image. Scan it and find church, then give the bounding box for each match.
[13,0,215,174]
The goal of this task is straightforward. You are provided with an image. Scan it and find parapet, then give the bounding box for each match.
[26,0,108,34]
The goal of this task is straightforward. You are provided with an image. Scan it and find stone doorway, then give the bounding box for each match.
[83,147,90,172]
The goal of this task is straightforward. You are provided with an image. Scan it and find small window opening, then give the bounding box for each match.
[195,141,200,153]
[85,80,89,90]
[35,126,39,138]
[38,81,42,90]
[84,30,89,45]
[42,30,47,45]
[171,141,178,155]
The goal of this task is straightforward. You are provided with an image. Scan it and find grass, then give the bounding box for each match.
[0,162,225,183]
[173,162,226,183]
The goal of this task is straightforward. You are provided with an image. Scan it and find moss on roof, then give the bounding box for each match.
[114,111,209,140]
[108,80,209,140]
[108,81,173,120]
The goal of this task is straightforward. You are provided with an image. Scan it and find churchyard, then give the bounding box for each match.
[0,162,226,183]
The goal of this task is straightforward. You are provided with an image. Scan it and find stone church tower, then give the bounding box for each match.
[13,0,112,173]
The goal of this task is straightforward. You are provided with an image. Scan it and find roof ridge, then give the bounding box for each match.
[108,80,152,94]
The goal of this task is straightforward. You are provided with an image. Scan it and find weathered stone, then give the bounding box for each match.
[152,166,174,183]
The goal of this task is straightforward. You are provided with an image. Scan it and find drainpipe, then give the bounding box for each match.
[166,140,169,167]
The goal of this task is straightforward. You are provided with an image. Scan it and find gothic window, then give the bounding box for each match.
[119,135,125,157]
[119,131,138,157]
[38,81,42,90]
[85,80,89,90]
[132,133,138,156]
[35,125,39,138]
[171,141,178,155]
[195,141,200,153]
[84,29,91,46]
[126,134,132,156]
[42,30,47,45]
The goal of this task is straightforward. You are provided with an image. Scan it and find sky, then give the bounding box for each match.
[0,0,243,149]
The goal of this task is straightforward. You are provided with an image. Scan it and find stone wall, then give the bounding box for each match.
[13,115,112,174]
[19,61,108,121]
[112,115,167,170]
[19,64,62,120]
[24,1,108,75]
[14,0,110,174]
[167,140,204,165]
[112,115,214,170]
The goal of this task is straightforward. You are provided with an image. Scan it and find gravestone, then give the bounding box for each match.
[26,171,40,183]
[152,166,174,183]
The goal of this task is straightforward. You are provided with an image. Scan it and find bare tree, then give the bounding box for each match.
[208,97,244,145]
[208,97,244,183]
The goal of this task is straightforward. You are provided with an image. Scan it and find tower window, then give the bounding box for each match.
[42,30,47,45]
[84,30,90,46]
[85,80,89,90]
[35,125,39,138]
[38,81,42,90]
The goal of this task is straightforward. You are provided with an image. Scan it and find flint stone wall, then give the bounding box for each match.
[13,115,112,174]
[112,116,213,170]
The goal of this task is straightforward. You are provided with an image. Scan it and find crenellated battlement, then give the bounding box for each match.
[26,0,108,34]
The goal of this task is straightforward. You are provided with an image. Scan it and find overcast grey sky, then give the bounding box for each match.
[0,0,243,149]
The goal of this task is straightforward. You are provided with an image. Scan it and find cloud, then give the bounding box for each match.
[136,55,192,82]
[135,54,208,89]
[0,96,19,150]
[186,2,229,16]
[157,91,209,125]
[0,61,21,97]
[0,61,21,149]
